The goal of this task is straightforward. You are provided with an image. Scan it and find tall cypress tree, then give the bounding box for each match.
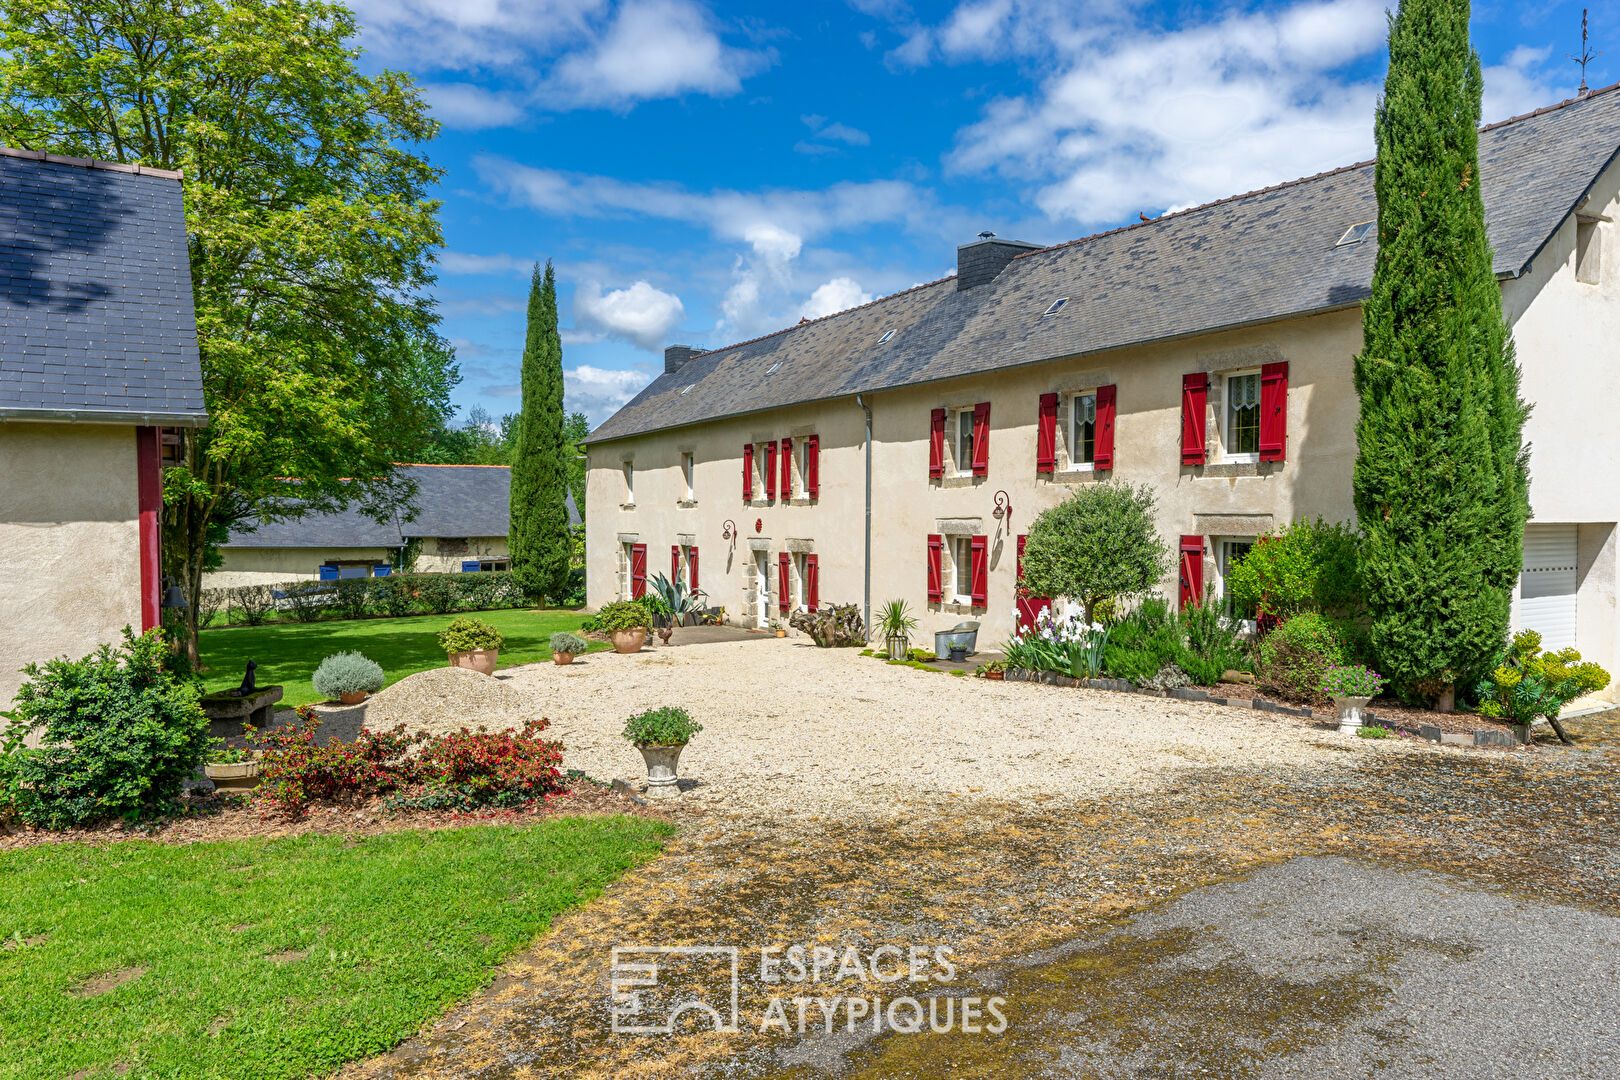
[1353,0,1529,705]
[509,261,573,602]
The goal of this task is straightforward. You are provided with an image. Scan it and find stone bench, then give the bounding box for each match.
[200,685,283,739]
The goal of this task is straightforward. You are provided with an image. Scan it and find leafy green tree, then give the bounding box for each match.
[1019,483,1171,623]
[0,0,456,664]
[509,262,572,602]
[1226,518,1362,620]
[1352,0,1530,704]
[417,407,520,466]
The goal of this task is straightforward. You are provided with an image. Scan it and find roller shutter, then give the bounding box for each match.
[1520,524,1578,652]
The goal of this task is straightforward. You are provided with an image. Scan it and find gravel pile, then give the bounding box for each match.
[490,639,1422,822]
[311,667,533,743]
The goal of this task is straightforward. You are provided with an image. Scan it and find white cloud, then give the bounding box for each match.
[1483,46,1558,124]
[551,0,769,108]
[421,83,530,129]
[437,251,535,277]
[348,0,768,124]
[564,364,654,422]
[800,277,874,320]
[573,280,686,351]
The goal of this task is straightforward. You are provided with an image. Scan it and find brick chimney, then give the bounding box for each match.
[956,233,1043,290]
[664,344,703,375]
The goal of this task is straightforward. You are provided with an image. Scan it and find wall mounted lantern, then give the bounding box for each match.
[992,490,1012,525]
[722,519,736,541]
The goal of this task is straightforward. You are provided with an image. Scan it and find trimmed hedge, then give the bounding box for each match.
[203,571,530,627]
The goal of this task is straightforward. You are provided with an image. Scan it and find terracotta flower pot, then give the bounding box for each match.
[204,760,260,791]
[610,629,647,654]
[986,670,1004,681]
[775,629,787,638]
[339,690,368,705]
[449,649,499,675]
[554,652,576,666]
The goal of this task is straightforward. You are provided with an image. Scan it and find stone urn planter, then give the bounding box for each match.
[1332,695,1373,735]
[636,744,686,800]
[339,690,368,705]
[611,628,647,654]
[553,652,576,666]
[205,759,261,792]
[449,649,499,676]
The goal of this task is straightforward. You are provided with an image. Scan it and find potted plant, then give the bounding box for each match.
[438,617,506,675]
[550,631,589,666]
[311,650,385,705]
[204,739,260,791]
[597,601,651,654]
[770,619,787,638]
[975,660,1006,681]
[646,572,709,642]
[879,599,917,660]
[1321,664,1385,735]
[622,705,703,799]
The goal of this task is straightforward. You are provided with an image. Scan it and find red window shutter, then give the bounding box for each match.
[672,544,680,580]
[806,554,819,612]
[764,440,778,498]
[971,401,991,476]
[927,534,943,602]
[970,535,988,605]
[631,543,648,600]
[778,552,791,612]
[1181,373,1208,465]
[1259,361,1288,462]
[689,546,699,591]
[806,434,820,497]
[1095,384,1117,470]
[1179,535,1204,610]
[780,436,793,498]
[743,443,754,500]
[1016,534,1052,632]
[1036,393,1058,473]
[929,408,946,478]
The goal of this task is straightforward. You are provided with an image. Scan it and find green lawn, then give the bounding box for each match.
[0,817,670,1080]
[199,608,605,706]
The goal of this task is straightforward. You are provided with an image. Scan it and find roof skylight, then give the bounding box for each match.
[1336,221,1374,247]
[680,384,695,395]
[767,362,783,374]
[1042,298,1069,317]
[877,329,896,344]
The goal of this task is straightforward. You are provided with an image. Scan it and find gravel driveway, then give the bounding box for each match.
[488,638,1413,820]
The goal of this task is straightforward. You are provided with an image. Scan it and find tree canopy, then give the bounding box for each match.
[509,261,573,602]
[1019,483,1171,623]
[0,0,457,660]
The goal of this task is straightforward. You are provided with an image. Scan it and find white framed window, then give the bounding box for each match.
[952,536,974,603]
[680,452,695,500]
[792,553,809,611]
[1070,391,1097,468]
[954,409,975,475]
[1223,371,1261,462]
[622,460,635,504]
[1215,537,1256,625]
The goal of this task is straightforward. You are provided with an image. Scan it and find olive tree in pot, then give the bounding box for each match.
[312,651,385,705]
[879,599,918,660]
[550,631,589,665]
[622,705,703,799]
[437,617,506,675]
[597,601,652,654]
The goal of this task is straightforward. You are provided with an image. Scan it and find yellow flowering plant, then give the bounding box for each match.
[1476,631,1609,725]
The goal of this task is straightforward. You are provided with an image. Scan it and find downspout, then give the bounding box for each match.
[856,393,873,642]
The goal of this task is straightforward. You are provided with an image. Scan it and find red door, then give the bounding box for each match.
[1016,534,1051,633]
[630,543,648,600]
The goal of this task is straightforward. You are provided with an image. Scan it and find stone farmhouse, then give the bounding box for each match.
[584,87,1620,696]
[209,464,579,587]
[0,148,207,709]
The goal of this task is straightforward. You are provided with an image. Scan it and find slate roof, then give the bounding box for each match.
[225,464,581,549]
[587,84,1620,445]
[0,148,207,424]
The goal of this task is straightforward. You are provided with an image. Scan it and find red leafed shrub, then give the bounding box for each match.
[414,720,565,809]
[256,708,423,817]
[254,709,565,817]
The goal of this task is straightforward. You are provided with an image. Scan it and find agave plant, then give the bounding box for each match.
[645,572,709,629]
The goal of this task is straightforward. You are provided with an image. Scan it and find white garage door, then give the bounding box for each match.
[1520,524,1578,652]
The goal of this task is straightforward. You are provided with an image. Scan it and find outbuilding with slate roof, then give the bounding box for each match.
[1,148,208,709]
[582,86,1620,698]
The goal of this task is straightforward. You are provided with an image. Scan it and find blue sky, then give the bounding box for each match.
[345,0,1613,428]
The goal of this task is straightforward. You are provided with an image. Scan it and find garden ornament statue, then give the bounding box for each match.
[231,660,258,698]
